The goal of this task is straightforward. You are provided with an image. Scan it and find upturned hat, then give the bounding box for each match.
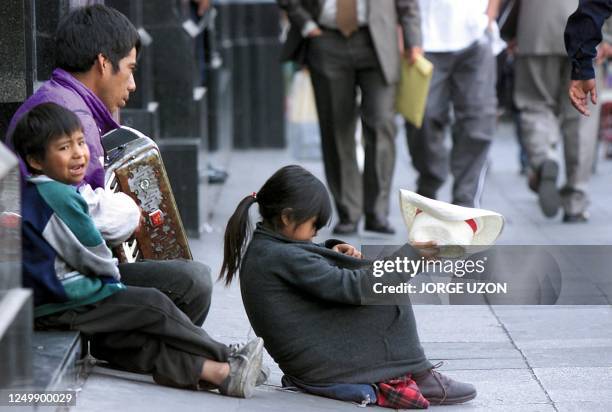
[399,190,504,255]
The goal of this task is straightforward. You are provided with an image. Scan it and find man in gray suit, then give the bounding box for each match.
[278,0,422,235]
[514,0,597,222]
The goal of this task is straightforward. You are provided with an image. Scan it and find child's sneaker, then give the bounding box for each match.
[229,340,269,385]
[219,337,263,398]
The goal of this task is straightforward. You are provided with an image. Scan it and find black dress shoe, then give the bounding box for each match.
[364,220,395,235]
[332,221,358,235]
[563,211,589,223]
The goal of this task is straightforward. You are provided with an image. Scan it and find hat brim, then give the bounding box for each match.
[399,189,504,246]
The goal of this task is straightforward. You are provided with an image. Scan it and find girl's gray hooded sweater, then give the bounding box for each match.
[240,224,432,384]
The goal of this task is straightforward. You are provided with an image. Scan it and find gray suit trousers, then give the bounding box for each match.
[514,55,597,214]
[307,28,397,224]
[405,37,497,207]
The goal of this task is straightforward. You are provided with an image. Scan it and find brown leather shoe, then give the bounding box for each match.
[413,363,477,405]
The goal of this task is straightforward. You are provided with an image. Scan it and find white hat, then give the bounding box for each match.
[399,190,504,255]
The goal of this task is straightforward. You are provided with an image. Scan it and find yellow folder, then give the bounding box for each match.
[396,56,434,129]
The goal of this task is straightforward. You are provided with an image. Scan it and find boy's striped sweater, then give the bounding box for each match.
[22,175,125,317]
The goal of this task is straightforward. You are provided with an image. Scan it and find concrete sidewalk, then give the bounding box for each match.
[75,121,612,411]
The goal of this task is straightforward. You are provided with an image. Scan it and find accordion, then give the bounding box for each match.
[102,126,192,262]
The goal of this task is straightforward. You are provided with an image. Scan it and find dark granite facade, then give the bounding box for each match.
[34,0,71,82]
[138,0,210,235]
[120,103,160,141]
[0,103,21,143]
[144,25,202,138]
[0,0,34,103]
[0,143,32,391]
[205,66,233,152]
[142,0,191,29]
[0,0,34,142]
[158,138,207,237]
[212,0,285,149]
[105,0,156,110]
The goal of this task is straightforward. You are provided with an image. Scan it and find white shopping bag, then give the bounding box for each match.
[288,70,322,160]
[288,69,319,123]
[287,70,365,169]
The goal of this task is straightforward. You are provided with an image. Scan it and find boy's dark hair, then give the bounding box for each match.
[11,103,83,174]
[219,165,332,286]
[55,4,140,73]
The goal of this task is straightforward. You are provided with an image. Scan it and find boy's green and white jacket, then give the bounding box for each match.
[22,175,125,317]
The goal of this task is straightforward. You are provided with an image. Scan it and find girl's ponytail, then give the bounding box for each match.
[219,194,257,285]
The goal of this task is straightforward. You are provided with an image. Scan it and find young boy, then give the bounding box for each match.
[12,102,263,398]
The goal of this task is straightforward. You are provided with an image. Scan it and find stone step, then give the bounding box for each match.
[32,331,83,391]
[0,289,32,390]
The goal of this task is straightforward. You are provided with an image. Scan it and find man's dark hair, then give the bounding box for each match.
[11,103,83,174]
[55,4,140,73]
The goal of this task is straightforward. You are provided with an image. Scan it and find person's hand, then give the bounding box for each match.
[485,0,499,31]
[505,39,518,56]
[192,0,211,16]
[410,240,440,260]
[306,27,322,38]
[596,42,612,65]
[0,212,21,229]
[404,46,423,65]
[569,79,597,116]
[332,243,362,258]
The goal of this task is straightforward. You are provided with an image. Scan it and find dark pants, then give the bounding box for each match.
[35,259,229,389]
[308,27,397,224]
[514,55,596,215]
[406,37,496,207]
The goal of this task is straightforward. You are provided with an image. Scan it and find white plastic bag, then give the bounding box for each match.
[288,69,322,160]
[79,184,141,247]
[288,69,319,123]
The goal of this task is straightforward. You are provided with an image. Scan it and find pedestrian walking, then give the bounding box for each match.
[515,0,598,222]
[277,0,423,235]
[404,0,499,208]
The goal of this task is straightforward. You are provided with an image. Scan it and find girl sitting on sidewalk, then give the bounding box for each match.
[219,165,477,407]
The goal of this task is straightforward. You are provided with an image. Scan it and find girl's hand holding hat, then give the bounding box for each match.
[332,243,362,259]
[410,240,440,260]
